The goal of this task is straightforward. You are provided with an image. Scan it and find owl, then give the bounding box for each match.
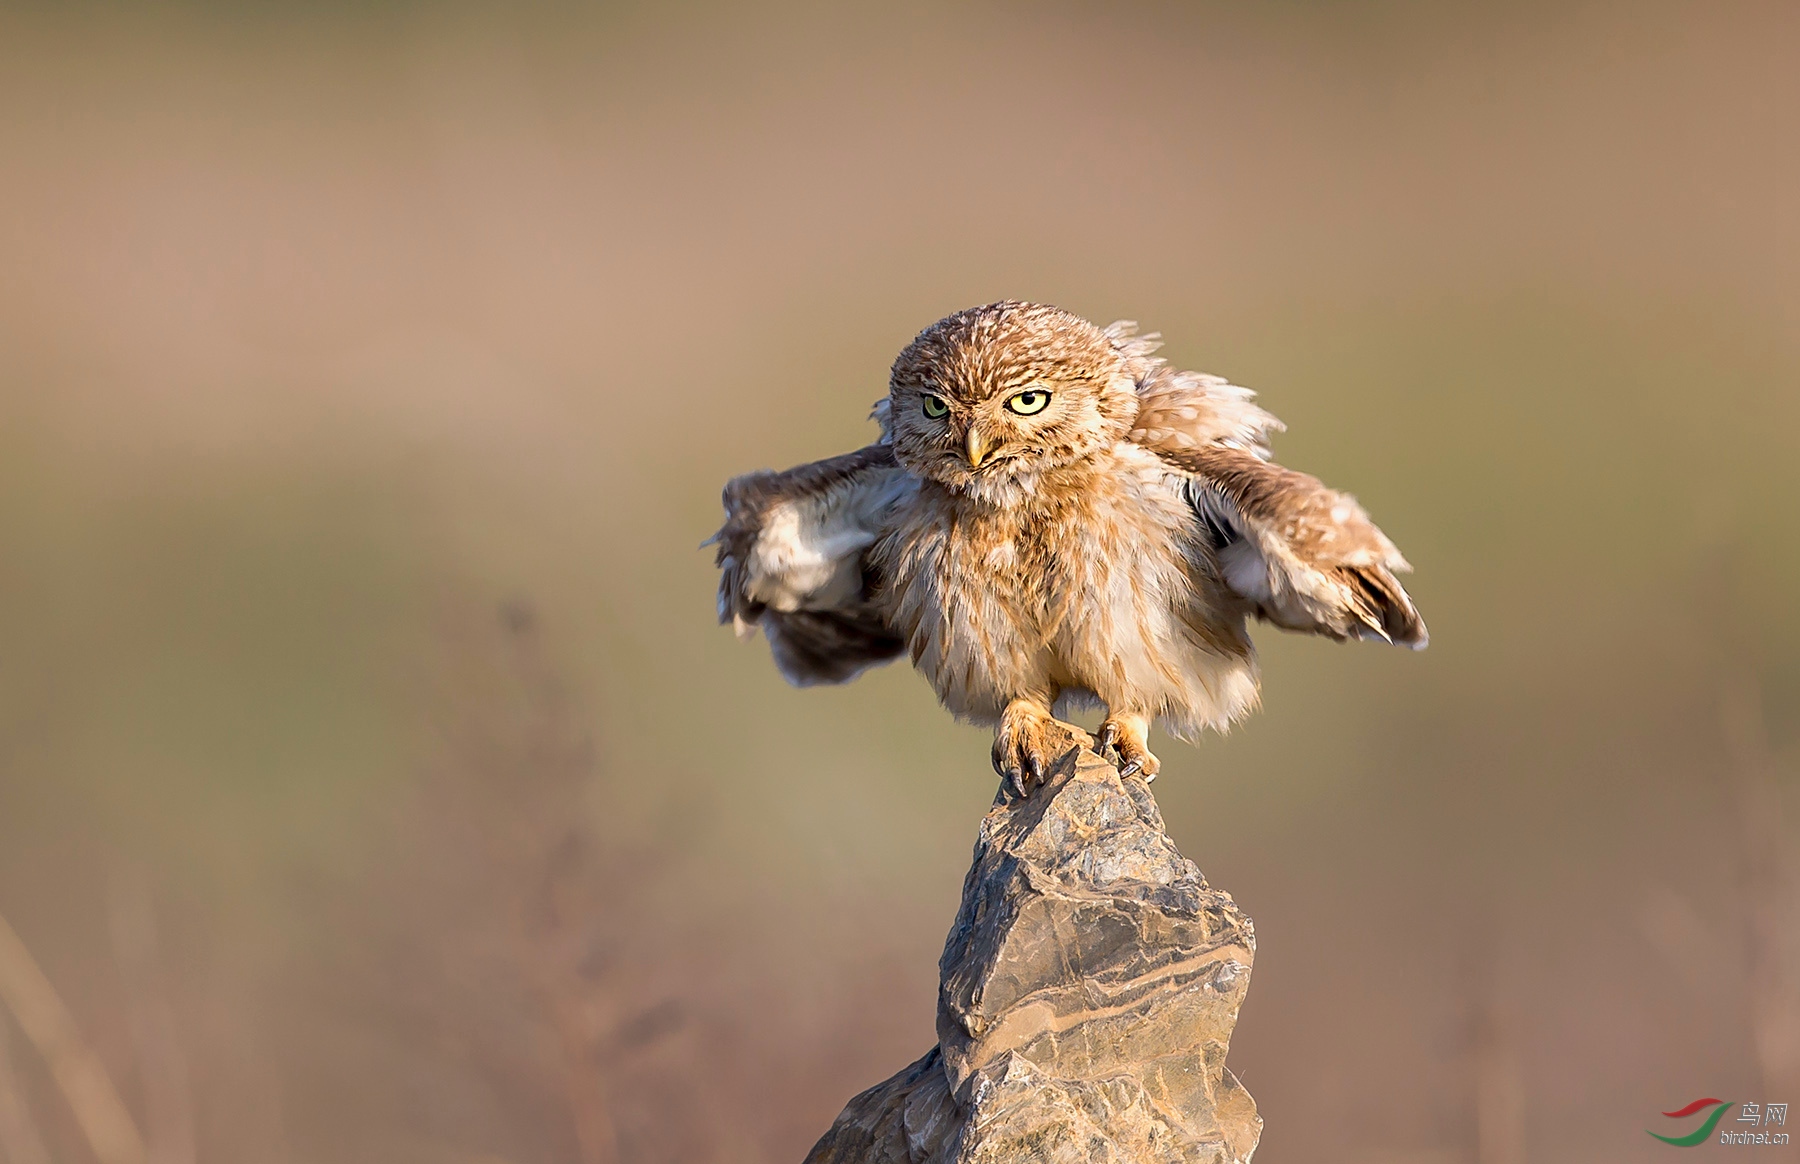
[710,301,1425,793]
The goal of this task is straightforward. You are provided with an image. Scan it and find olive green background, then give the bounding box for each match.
[1,3,1796,1161]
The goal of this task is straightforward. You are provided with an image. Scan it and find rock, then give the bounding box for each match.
[804,747,1261,1164]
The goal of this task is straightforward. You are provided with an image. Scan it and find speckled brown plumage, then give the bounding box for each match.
[711,301,1426,790]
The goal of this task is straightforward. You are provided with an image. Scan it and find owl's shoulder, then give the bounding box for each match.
[1077,442,1197,513]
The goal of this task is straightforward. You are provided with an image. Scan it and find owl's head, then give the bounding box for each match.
[883,301,1140,501]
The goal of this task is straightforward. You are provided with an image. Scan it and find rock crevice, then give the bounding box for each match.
[804,747,1261,1164]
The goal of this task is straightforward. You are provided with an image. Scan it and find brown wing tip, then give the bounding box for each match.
[1345,565,1428,650]
[1389,604,1429,650]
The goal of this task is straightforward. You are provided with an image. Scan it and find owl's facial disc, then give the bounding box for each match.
[963,389,1049,468]
[886,301,1141,498]
[889,372,1114,492]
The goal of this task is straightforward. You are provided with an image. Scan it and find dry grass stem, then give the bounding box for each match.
[107,869,196,1164]
[0,910,147,1164]
[1719,675,1800,1100]
[0,1017,52,1164]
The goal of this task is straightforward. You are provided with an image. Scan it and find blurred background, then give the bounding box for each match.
[2,2,1797,1161]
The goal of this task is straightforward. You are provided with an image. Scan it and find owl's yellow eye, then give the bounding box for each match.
[1007,389,1051,415]
[922,394,949,419]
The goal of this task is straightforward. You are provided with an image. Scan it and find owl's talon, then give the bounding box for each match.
[1095,720,1121,762]
[1097,713,1160,783]
[993,701,1086,798]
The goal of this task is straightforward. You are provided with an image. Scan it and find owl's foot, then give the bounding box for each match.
[1097,713,1160,782]
[992,701,1088,798]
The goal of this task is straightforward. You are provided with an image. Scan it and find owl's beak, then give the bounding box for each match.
[964,424,995,469]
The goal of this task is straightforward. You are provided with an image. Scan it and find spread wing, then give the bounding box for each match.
[1106,321,1426,649]
[709,443,912,685]
[1175,444,1427,647]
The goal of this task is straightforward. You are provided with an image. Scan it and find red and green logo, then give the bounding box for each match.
[1649,1098,1735,1146]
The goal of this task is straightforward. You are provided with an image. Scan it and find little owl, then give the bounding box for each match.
[710,302,1426,792]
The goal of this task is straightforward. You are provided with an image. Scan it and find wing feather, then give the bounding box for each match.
[1104,320,1285,456]
[1150,431,1427,649]
[710,444,911,685]
[1106,321,1424,647]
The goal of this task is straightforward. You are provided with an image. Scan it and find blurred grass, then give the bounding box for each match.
[0,1,1797,1161]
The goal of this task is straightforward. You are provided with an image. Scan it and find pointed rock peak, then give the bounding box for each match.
[806,748,1262,1164]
